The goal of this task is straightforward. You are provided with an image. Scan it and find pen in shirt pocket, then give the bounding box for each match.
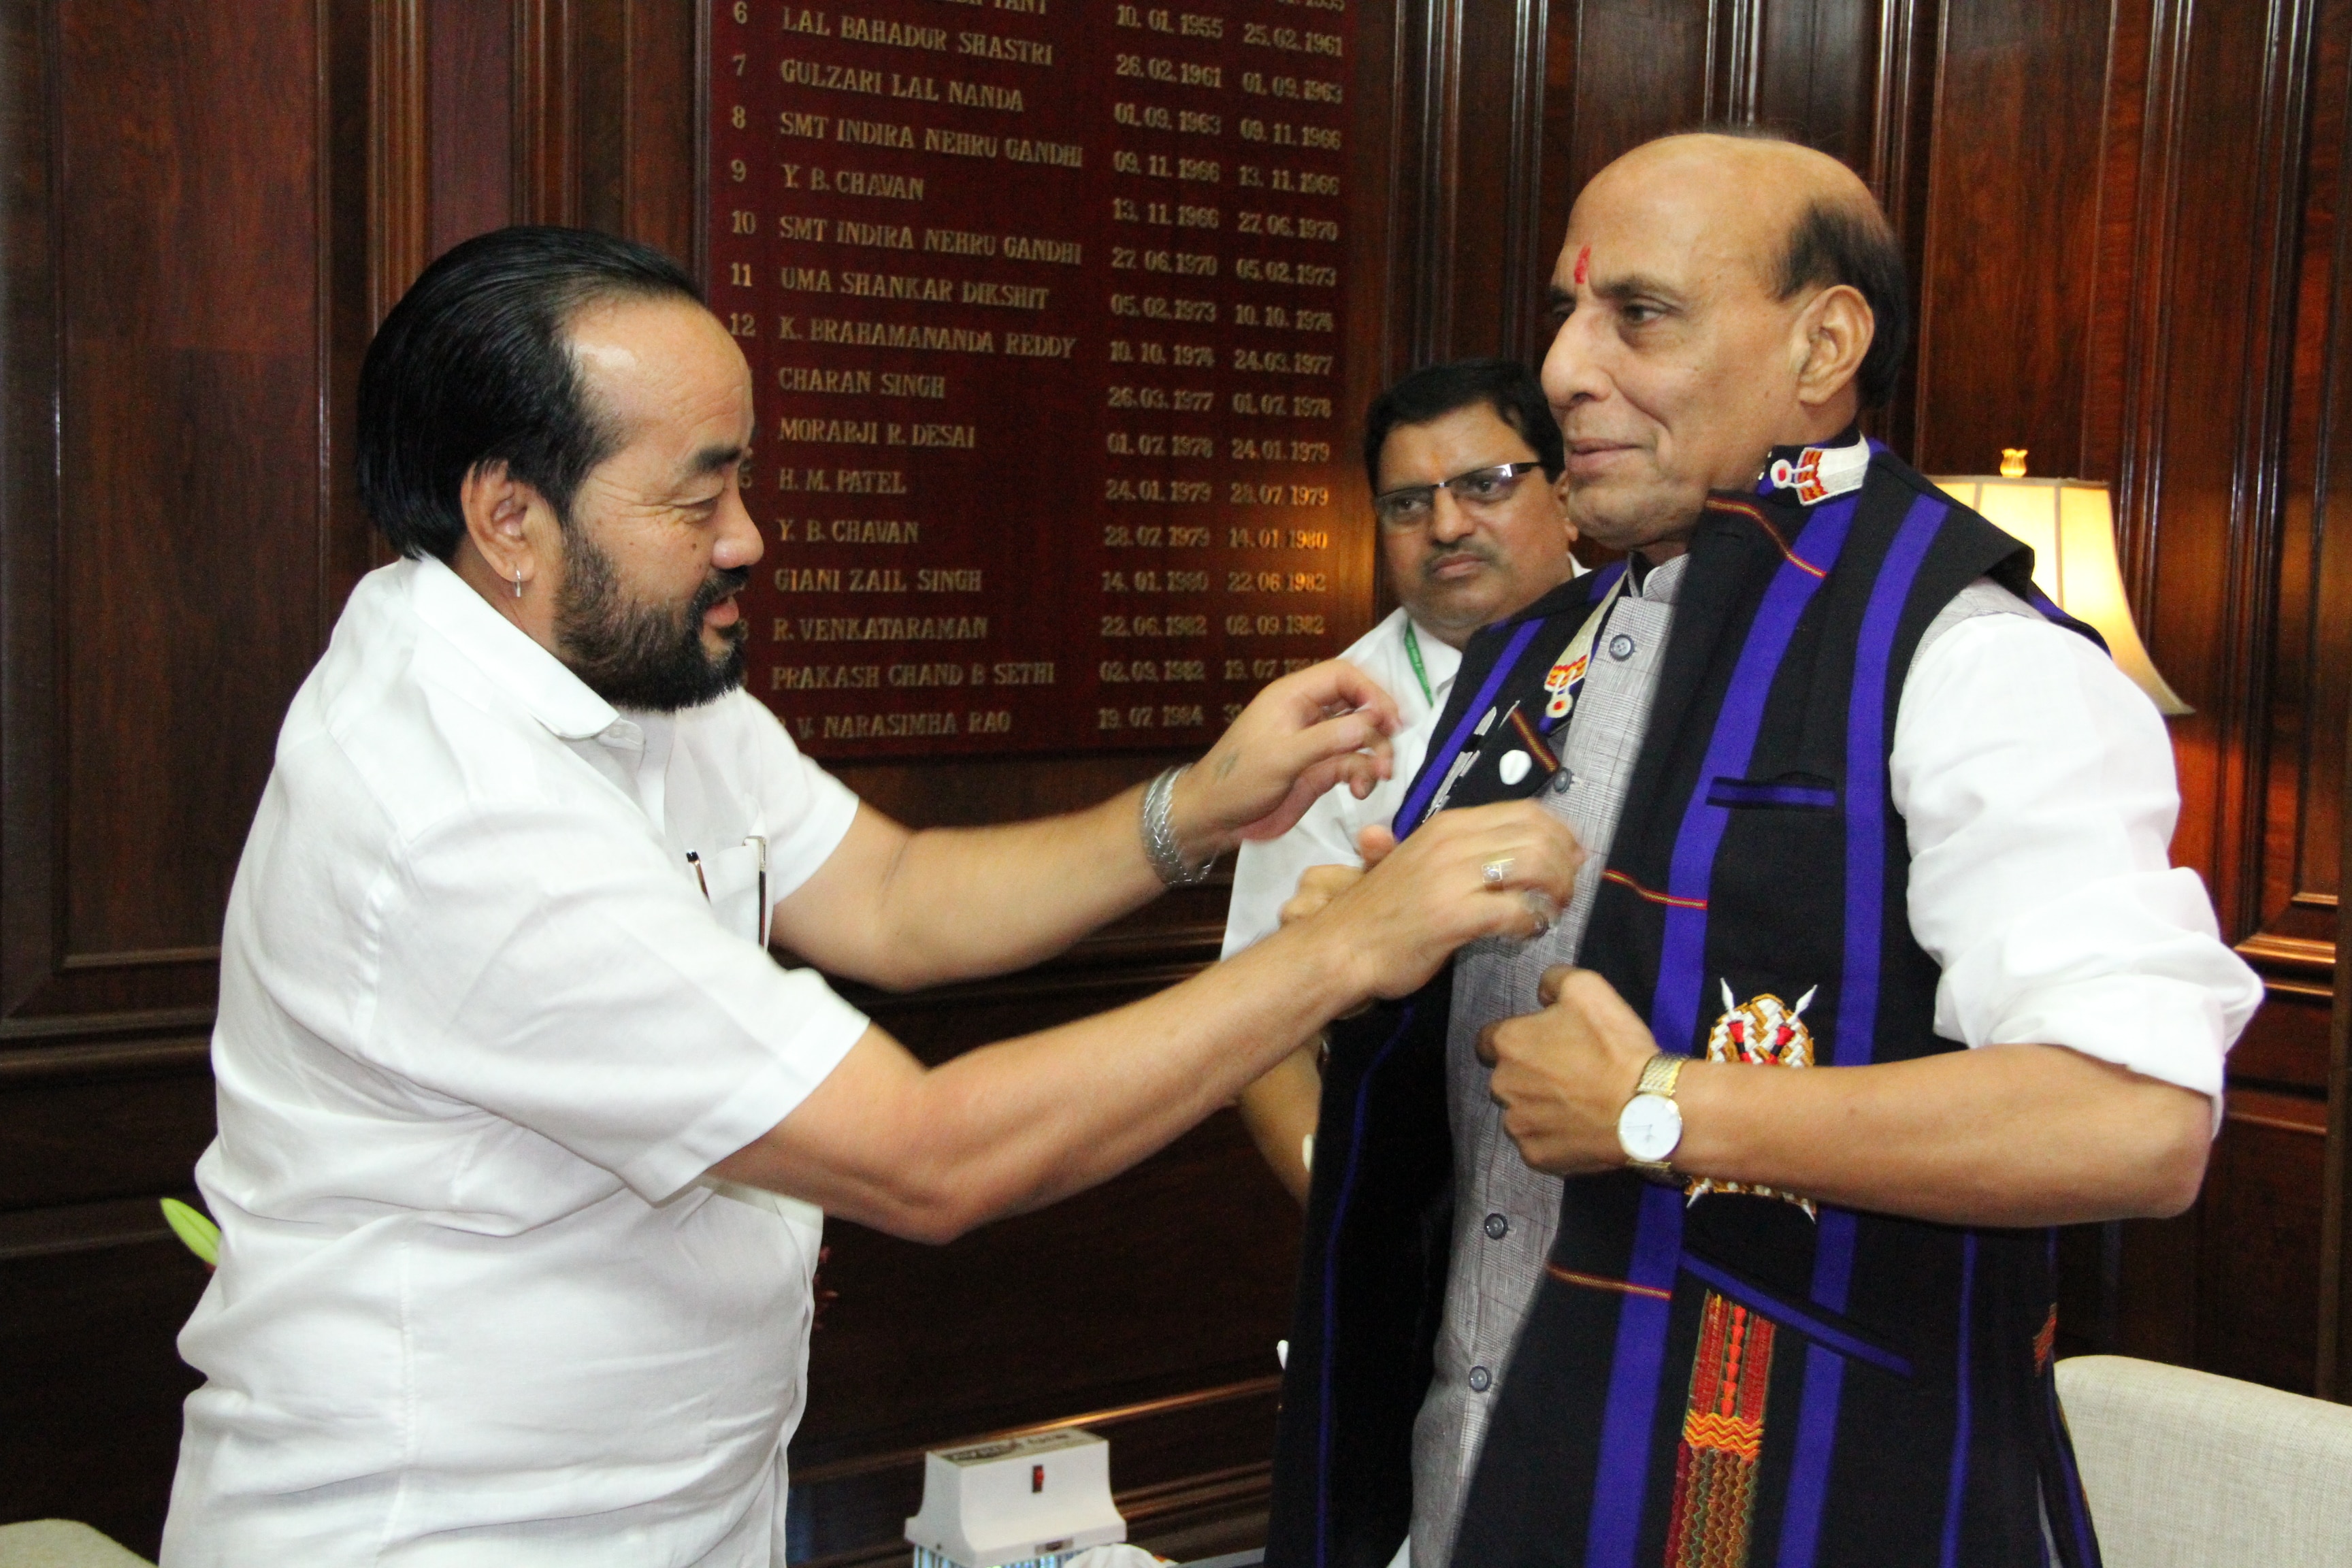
[745,835,767,948]
[683,843,767,945]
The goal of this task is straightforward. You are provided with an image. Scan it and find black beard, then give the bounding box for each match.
[553,529,749,713]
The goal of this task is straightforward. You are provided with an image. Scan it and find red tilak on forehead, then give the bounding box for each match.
[1573,245,1591,286]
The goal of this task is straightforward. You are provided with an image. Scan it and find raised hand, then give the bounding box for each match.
[1166,661,1403,860]
[1298,802,1586,1003]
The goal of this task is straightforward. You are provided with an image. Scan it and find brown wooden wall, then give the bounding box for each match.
[1,1,2348,1562]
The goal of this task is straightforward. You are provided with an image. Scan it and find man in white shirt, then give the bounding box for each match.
[1262,133,2264,1568]
[1222,359,1580,1200]
[159,226,1586,1567]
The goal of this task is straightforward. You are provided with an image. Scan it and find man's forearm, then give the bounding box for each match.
[738,799,1584,1239]
[866,785,1164,987]
[1238,1042,1322,1206]
[723,916,1367,1239]
[1667,1043,2211,1227]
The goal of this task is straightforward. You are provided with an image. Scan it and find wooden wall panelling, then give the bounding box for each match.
[0,0,376,1548]
[425,0,512,258]
[2200,1089,2333,1392]
[2325,741,2352,1396]
[2311,0,2352,1406]
[2119,0,2319,929]
[1906,0,2112,478]
[370,0,428,323]
[2253,0,2352,987]
[1422,0,1552,363]
[0,0,62,1026]
[1403,0,1461,364]
[512,0,576,226]
[0,1207,212,1557]
[1751,0,1874,166]
[1863,0,1937,445]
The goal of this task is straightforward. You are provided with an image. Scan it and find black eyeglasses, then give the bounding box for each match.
[1372,461,1546,530]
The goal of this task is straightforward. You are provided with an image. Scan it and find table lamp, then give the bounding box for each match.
[1929,451,2191,715]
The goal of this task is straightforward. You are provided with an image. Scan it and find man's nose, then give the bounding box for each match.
[1429,487,1475,543]
[713,483,764,570]
[1540,309,1608,416]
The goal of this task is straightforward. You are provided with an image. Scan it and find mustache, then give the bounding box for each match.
[689,565,752,619]
[1420,540,1500,582]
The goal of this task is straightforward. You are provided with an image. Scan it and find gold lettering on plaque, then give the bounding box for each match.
[840,271,958,302]
[797,616,990,642]
[1002,234,1083,263]
[960,280,1050,310]
[958,31,1055,65]
[837,118,917,149]
[947,80,1027,112]
[811,318,994,353]
[777,417,883,443]
[773,666,882,691]
[840,18,951,50]
[826,518,922,543]
[836,220,917,248]
[834,169,927,200]
[924,127,1001,159]
[779,365,870,395]
[781,59,887,95]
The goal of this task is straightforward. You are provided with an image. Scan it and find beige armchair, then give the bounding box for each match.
[2057,1354,2352,1568]
[0,1521,152,1567]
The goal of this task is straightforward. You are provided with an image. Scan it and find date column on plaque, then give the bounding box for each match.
[710,0,1358,756]
[1102,0,1351,739]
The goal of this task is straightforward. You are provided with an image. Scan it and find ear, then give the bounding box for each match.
[1551,470,1581,549]
[458,461,549,591]
[1790,282,1874,413]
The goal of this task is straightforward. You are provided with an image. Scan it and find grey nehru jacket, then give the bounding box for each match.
[1405,551,1686,1567]
[1403,557,2038,1566]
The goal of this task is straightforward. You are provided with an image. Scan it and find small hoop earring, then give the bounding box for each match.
[512,570,524,600]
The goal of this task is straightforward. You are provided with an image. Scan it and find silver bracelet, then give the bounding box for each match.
[1141,764,1216,886]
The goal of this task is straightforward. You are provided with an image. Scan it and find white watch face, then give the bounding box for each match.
[1618,1093,1684,1164]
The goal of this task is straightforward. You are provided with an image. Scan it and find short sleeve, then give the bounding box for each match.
[1891,611,2263,1115]
[737,693,862,902]
[368,796,870,1203]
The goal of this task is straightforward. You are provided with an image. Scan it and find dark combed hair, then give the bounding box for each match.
[1361,357,1565,494]
[1778,198,1909,410]
[1698,125,1909,409]
[356,226,703,561]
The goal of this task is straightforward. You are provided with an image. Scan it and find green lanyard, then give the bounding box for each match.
[1401,619,1435,705]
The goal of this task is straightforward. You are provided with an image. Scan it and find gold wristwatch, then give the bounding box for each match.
[1616,1053,1687,1181]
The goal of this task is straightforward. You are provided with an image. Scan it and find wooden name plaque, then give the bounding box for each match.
[707,0,1385,757]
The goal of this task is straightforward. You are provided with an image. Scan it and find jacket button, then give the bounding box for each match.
[1468,1365,1492,1392]
[1483,1212,1509,1240]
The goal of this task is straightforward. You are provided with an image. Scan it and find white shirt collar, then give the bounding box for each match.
[406,554,620,742]
[1402,612,1465,696]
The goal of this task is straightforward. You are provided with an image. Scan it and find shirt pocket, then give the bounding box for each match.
[692,840,770,948]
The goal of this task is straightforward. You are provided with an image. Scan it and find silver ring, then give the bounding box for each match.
[1481,857,1514,887]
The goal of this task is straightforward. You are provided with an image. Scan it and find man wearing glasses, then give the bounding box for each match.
[1223,359,1580,1201]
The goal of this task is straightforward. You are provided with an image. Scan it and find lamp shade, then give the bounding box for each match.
[1928,474,2191,716]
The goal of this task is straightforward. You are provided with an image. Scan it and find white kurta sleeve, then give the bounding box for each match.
[1222,787,1377,957]
[1891,608,2262,1114]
